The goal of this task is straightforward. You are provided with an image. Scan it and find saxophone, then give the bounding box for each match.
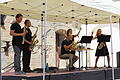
[98,42,105,49]
[69,41,80,50]
[29,27,39,51]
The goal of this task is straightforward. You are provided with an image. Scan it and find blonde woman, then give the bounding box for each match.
[92,29,111,68]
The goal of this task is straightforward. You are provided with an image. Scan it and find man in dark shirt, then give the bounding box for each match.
[22,20,32,72]
[10,14,26,75]
[61,35,78,71]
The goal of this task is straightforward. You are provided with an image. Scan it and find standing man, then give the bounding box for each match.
[22,20,32,72]
[10,14,26,75]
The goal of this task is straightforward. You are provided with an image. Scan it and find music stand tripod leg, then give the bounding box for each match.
[104,56,106,67]
[85,51,88,69]
[81,51,83,69]
[79,51,81,70]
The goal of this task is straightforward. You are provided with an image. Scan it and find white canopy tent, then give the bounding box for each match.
[71,0,120,15]
[0,0,120,24]
[1,0,120,80]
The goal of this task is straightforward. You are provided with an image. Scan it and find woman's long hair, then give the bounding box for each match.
[96,29,102,36]
[67,29,72,36]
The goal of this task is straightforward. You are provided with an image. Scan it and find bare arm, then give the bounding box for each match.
[74,31,80,37]
[92,35,97,40]
[63,42,75,50]
[91,31,97,40]
[24,39,32,45]
[10,30,23,36]
[74,28,82,37]
[64,45,69,50]
[10,30,27,36]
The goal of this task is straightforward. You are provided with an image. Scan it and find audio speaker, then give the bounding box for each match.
[117,52,120,68]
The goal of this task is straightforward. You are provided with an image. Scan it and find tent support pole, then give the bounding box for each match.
[85,19,88,69]
[109,15,114,80]
[119,18,120,47]
[0,14,2,80]
[43,0,48,80]
[41,14,44,69]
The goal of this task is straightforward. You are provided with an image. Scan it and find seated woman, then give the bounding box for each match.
[60,29,81,71]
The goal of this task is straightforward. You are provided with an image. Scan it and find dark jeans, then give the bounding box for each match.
[13,45,22,72]
[22,45,31,71]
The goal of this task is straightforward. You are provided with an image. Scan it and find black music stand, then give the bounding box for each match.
[80,36,93,43]
[78,36,93,70]
[97,35,111,42]
[97,35,111,67]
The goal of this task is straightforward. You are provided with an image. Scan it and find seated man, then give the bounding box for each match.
[60,36,78,71]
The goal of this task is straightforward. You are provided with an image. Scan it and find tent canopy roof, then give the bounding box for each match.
[72,0,120,15]
[0,0,120,24]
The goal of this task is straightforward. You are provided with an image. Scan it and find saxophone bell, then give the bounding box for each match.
[98,42,105,49]
[29,27,39,51]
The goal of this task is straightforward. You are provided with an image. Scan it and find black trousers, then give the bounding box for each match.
[22,45,31,71]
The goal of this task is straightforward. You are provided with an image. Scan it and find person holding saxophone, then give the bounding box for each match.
[60,28,81,71]
[92,29,111,68]
[22,19,33,72]
[10,14,27,75]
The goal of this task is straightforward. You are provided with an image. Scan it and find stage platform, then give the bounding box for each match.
[2,68,120,80]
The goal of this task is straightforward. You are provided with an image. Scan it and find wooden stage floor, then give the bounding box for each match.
[2,68,120,80]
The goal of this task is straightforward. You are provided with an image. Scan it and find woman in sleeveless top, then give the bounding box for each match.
[92,29,111,68]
